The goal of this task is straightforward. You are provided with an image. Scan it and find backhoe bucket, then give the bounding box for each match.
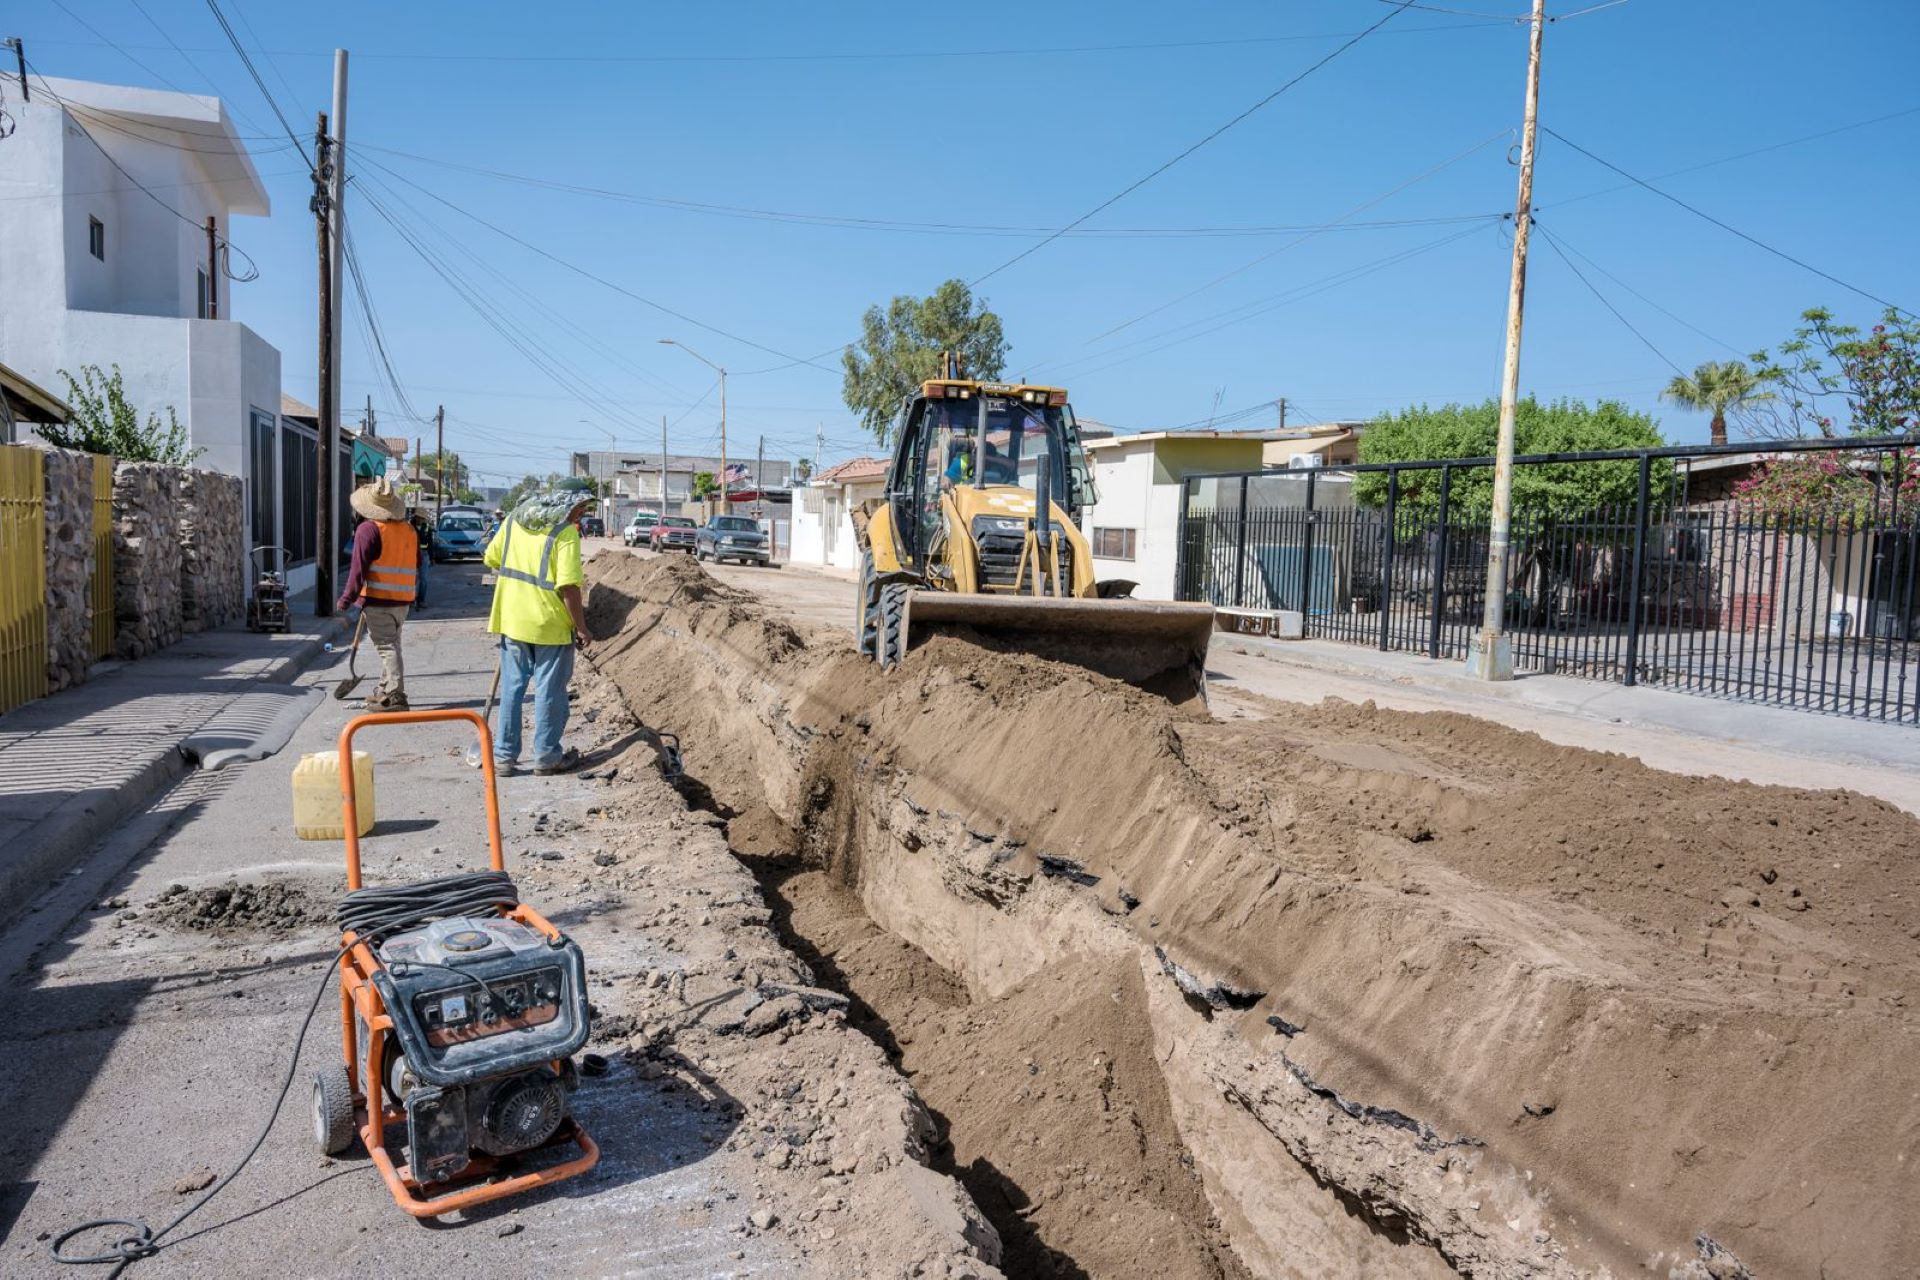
[903,592,1215,703]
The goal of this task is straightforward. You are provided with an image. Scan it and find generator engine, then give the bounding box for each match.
[372,916,590,1183]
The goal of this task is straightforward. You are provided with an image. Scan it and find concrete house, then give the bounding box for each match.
[790,456,889,572]
[0,76,302,574]
[1083,431,1276,600]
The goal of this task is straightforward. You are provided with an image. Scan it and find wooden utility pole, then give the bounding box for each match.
[328,51,348,423]
[1468,0,1545,682]
[414,436,421,486]
[204,217,218,319]
[659,415,668,516]
[314,111,335,616]
[1277,397,1287,432]
[434,404,445,524]
[754,435,765,516]
[717,366,729,514]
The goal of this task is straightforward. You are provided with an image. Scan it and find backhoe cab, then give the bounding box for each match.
[854,362,1214,701]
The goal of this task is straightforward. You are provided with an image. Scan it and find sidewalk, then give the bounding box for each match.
[1210,634,1920,812]
[0,600,347,921]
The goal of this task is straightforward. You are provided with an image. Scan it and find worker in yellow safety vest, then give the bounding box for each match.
[338,476,420,710]
[483,477,596,774]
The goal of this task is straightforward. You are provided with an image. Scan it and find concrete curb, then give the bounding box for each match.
[0,616,349,934]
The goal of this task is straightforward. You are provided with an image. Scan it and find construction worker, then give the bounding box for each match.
[337,476,420,710]
[484,477,595,775]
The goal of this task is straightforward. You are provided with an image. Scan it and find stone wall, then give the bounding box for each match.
[41,448,97,692]
[111,462,182,660]
[179,467,243,632]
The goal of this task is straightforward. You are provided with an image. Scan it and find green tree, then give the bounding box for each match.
[1353,397,1669,514]
[1747,307,1920,438]
[456,488,482,504]
[416,449,470,496]
[841,279,1008,442]
[794,457,814,483]
[690,471,718,499]
[1659,360,1772,446]
[40,364,200,464]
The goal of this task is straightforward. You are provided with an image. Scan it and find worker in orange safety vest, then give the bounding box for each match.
[337,477,420,709]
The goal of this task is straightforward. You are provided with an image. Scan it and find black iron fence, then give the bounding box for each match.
[1177,437,1920,724]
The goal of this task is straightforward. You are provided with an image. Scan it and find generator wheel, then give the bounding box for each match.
[877,583,910,668]
[312,1064,357,1156]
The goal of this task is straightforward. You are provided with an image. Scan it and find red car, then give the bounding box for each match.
[648,516,698,553]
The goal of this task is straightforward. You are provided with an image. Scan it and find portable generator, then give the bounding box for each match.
[314,708,599,1217]
[246,544,291,633]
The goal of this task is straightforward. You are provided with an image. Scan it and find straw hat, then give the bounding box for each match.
[349,476,406,522]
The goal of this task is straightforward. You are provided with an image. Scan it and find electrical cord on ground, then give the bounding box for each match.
[51,872,521,1275]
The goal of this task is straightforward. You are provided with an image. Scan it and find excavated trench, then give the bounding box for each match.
[584,553,1920,1280]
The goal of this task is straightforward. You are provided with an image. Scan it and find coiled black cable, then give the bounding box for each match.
[52,871,521,1275]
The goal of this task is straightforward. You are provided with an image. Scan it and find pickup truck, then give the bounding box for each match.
[648,516,698,553]
[695,515,771,566]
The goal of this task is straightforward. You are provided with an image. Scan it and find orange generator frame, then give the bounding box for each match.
[332,709,599,1217]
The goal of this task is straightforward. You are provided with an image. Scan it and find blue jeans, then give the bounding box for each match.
[494,638,574,767]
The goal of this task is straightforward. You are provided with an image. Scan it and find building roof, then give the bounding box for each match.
[813,456,890,484]
[1083,430,1281,451]
[2,363,71,424]
[280,393,317,419]
[41,77,270,217]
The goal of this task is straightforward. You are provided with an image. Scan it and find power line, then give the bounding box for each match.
[341,225,426,422]
[1083,128,1510,345]
[355,153,834,371]
[1532,224,1742,356]
[1534,222,1683,376]
[1544,105,1920,211]
[355,141,1495,240]
[201,0,312,166]
[969,1,1423,287]
[16,21,1513,66]
[126,0,271,137]
[1541,124,1913,317]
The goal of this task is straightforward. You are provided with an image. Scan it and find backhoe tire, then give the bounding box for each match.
[878,583,910,668]
[857,553,878,659]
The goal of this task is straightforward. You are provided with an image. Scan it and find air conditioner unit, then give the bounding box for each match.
[1288,453,1323,469]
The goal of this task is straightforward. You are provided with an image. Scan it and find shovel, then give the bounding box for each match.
[465,645,503,768]
[328,610,368,701]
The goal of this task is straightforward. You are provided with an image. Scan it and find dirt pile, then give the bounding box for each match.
[142,879,334,933]
[585,552,1920,1279]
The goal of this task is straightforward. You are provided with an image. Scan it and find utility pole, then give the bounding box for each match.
[327,51,348,424]
[814,424,823,472]
[434,404,445,524]
[204,217,218,319]
[314,111,335,616]
[755,435,765,517]
[659,415,668,517]
[657,339,728,512]
[1467,0,1545,683]
[1277,397,1287,432]
[4,38,27,101]
[413,436,421,487]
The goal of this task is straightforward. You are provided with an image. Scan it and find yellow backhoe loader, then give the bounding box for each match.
[853,361,1214,701]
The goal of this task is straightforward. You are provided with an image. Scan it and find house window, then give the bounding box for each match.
[88,216,105,260]
[197,269,211,319]
[1092,527,1137,560]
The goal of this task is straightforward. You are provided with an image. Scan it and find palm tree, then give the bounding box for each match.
[1660,360,1773,447]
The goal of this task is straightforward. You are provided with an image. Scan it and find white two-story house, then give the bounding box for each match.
[0,75,325,586]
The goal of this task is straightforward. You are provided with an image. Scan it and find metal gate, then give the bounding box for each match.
[0,445,48,715]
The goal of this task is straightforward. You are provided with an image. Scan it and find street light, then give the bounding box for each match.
[658,339,728,513]
[580,418,615,529]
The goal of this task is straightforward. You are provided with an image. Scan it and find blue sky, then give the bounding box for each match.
[17,0,1920,483]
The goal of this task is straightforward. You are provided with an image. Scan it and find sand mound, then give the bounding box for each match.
[585,551,1920,1279]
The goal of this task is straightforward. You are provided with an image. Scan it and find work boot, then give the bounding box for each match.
[362,691,410,712]
[532,747,582,775]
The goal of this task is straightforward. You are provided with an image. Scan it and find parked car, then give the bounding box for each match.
[623,512,659,546]
[431,510,489,561]
[695,514,771,566]
[579,514,606,538]
[649,516,698,553]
